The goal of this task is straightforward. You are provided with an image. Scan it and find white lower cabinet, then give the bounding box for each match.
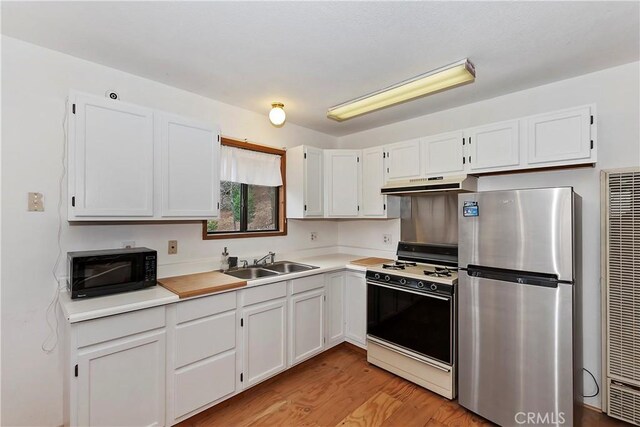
[345,271,367,348]
[289,288,325,365]
[65,270,370,426]
[168,292,238,423]
[66,306,167,427]
[241,282,288,388]
[77,330,166,427]
[326,271,345,347]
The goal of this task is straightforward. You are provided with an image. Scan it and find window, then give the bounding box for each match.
[203,138,286,239]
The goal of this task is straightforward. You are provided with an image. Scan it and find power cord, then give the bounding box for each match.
[42,98,68,354]
[583,367,600,398]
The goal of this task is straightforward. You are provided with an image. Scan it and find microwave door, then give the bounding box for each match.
[80,261,133,288]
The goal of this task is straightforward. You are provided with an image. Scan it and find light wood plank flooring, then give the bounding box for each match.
[179,343,629,427]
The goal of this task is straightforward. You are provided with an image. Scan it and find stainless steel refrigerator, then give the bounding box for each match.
[458,187,582,427]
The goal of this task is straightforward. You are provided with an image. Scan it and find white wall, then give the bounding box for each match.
[0,36,340,426]
[338,61,640,409]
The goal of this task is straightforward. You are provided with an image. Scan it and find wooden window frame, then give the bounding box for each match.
[203,137,287,240]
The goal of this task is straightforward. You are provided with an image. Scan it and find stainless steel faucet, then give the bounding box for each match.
[253,251,275,266]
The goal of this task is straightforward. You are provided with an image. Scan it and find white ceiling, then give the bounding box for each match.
[2,1,639,136]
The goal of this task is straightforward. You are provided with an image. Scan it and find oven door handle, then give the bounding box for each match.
[367,281,451,301]
[368,336,452,373]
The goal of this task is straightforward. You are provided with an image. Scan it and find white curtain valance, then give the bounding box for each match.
[220,145,283,187]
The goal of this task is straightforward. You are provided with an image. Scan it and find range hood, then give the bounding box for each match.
[381,175,478,195]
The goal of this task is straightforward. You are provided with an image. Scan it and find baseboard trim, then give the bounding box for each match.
[583,402,602,413]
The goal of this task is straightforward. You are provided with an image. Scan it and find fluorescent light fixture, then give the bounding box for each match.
[327,59,475,121]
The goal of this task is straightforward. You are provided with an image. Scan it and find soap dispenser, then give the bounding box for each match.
[220,247,230,271]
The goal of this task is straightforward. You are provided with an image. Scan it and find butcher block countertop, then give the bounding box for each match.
[349,257,393,266]
[158,271,247,298]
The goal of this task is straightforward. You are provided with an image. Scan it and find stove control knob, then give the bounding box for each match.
[430,284,438,291]
[417,281,425,288]
[384,275,391,282]
[374,273,380,280]
[399,278,407,285]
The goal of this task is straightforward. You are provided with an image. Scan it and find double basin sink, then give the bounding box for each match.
[225,261,319,280]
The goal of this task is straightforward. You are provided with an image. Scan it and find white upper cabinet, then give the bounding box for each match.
[68,91,220,221]
[362,147,386,216]
[421,131,465,177]
[526,105,595,166]
[286,145,323,218]
[160,114,220,218]
[385,139,422,181]
[325,150,361,217]
[466,120,520,173]
[304,147,324,217]
[68,92,155,218]
[361,147,400,218]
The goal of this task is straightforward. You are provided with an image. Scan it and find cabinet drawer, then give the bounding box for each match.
[243,281,286,306]
[76,306,165,348]
[176,291,236,324]
[174,351,236,419]
[291,274,325,295]
[175,311,236,368]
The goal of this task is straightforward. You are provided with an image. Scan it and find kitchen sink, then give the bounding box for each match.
[225,267,279,280]
[225,261,318,280]
[264,261,318,274]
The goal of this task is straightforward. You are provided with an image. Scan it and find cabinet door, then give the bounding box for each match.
[422,131,465,177]
[362,147,387,217]
[325,150,360,217]
[242,299,287,387]
[326,272,345,347]
[527,106,593,166]
[345,271,367,348]
[289,288,325,365]
[467,120,520,172]
[69,93,154,217]
[160,114,220,217]
[385,139,422,181]
[77,330,166,426]
[304,147,324,217]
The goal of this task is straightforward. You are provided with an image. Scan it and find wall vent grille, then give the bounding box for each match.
[604,168,640,425]
[609,381,640,425]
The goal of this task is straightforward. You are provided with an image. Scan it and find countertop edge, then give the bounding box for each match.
[60,254,369,323]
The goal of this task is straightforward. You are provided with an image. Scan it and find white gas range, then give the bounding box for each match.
[365,242,458,400]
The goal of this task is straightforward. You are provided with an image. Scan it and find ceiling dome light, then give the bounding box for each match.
[269,102,286,126]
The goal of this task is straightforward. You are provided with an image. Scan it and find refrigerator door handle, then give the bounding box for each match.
[465,265,561,288]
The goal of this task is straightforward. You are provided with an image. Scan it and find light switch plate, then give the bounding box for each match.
[28,192,44,212]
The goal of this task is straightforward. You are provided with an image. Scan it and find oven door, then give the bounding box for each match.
[367,281,453,365]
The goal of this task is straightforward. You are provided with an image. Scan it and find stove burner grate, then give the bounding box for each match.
[424,267,457,277]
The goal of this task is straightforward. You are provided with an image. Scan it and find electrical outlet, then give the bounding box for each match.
[122,241,135,249]
[28,192,44,212]
[310,232,318,241]
[383,234,392,245]
[168,240,178,255]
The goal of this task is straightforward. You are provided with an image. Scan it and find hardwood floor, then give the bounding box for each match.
[179,343,629,427]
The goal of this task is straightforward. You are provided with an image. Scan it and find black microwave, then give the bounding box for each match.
[67,247,157,299]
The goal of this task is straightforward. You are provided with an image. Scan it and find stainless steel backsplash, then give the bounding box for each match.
[400,194,458,244]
